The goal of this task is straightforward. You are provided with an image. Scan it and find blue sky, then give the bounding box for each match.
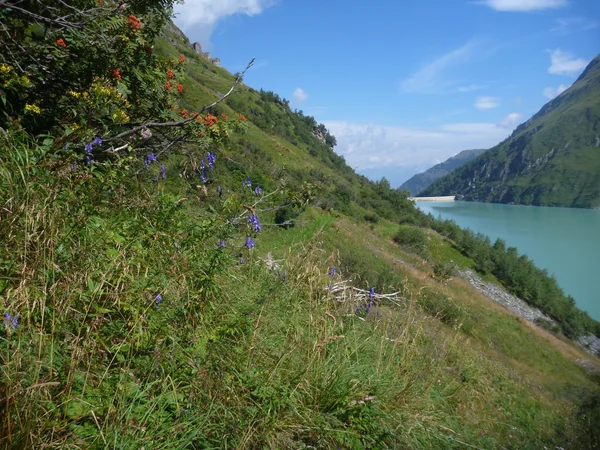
[173,0,600,186]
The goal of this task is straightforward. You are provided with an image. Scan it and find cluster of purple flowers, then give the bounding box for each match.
[206,151,216,169]
[217,239,226,249]
[253,186,263,196]
[248,214,262,233]
[245,236,255,249]
[328,267,337,279]
[84,136,103,165]
[3,312,18,328]
[242,176,252,188]
[199,151,216,184]
[355,287,376,316]
[144,152,157,168]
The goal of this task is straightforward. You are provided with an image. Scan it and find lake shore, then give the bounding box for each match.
[456,266,600,359]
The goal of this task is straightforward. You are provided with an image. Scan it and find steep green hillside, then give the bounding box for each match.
[421,55,600,208]
[1,5,599,449]
[400,149,485,196]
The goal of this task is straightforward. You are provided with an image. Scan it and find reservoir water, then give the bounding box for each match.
[416,201,600,321]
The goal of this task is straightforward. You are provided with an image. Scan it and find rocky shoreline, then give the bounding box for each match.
[456,267,600,358]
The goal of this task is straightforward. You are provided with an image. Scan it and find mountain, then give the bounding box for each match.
[420,54,600,208]
[400,149,486,195]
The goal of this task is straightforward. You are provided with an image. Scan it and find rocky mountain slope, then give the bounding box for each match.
[421,55,600,208]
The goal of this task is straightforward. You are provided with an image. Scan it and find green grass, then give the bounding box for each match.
[1,22,599,450]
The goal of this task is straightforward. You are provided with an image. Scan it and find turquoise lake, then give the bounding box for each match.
[416,201,600,321]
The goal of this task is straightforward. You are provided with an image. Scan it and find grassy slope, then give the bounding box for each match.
[421,55,600,208]
[1,24,599,450]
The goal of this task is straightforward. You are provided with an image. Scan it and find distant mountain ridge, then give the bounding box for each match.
[420,54,600,208]
[400,149,486,195]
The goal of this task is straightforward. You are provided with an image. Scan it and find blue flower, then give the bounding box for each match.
[242,176,252,188]
[239,256,247,264]
[85,154,93,165]
[160,164,167,179]
[85,143,93,153]
[248,214,262,232]
[206,151,216,169]
[144,153,157,168]
[253,186,263,196]
[93,136,103,146]
[3,312,18,328]
[217,239,226,249]
[200,168,207,183]
[369,287,375,301]
[155,294,162,306]
[245,236,255,249]
[328,267,337,279]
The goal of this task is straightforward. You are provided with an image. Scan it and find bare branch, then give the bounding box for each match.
[105,58,255,143]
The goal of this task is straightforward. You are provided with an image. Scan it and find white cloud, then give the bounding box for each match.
[479,0,568,11]
[474,96,501,109]
[548,49,588,76]
[292,87,308,103]
[552,17,599,34]
[173,0,276,46]
[498,112,524,129]
[322,120,513,173]
[543,84,569,99]
[401,40,481,94]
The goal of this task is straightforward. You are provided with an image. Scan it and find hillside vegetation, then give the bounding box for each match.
[1,2,600,448]
[400,149,485,196]
[421,55,600,208]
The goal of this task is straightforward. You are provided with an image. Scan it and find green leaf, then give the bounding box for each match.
[88,278,97,294]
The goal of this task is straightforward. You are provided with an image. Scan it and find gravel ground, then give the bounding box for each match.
[456,267,600,358]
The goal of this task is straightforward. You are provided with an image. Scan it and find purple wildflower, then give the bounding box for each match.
[206,151,216,169]
[242,176,252,188]
[281,270,288,282]
[328,281,333,291]
[155,294,163,306]
[153,175,158,183]
[85,143,93,153]
[245,236,255,249]
[239,256,247,264]
[93,136,102,146]
[200,168,207,183]
[64,143,70,150]
[160,164,167,179]
[217,239,226,249]
[369,287,375,301]
[248,214,262,233]
[144,153,157,168]
[253,186,263,196]
[3,312,18,328]
[328,267,337,279]
[85,154,93,165]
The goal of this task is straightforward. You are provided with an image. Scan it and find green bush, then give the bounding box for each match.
[393,226,428,258]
